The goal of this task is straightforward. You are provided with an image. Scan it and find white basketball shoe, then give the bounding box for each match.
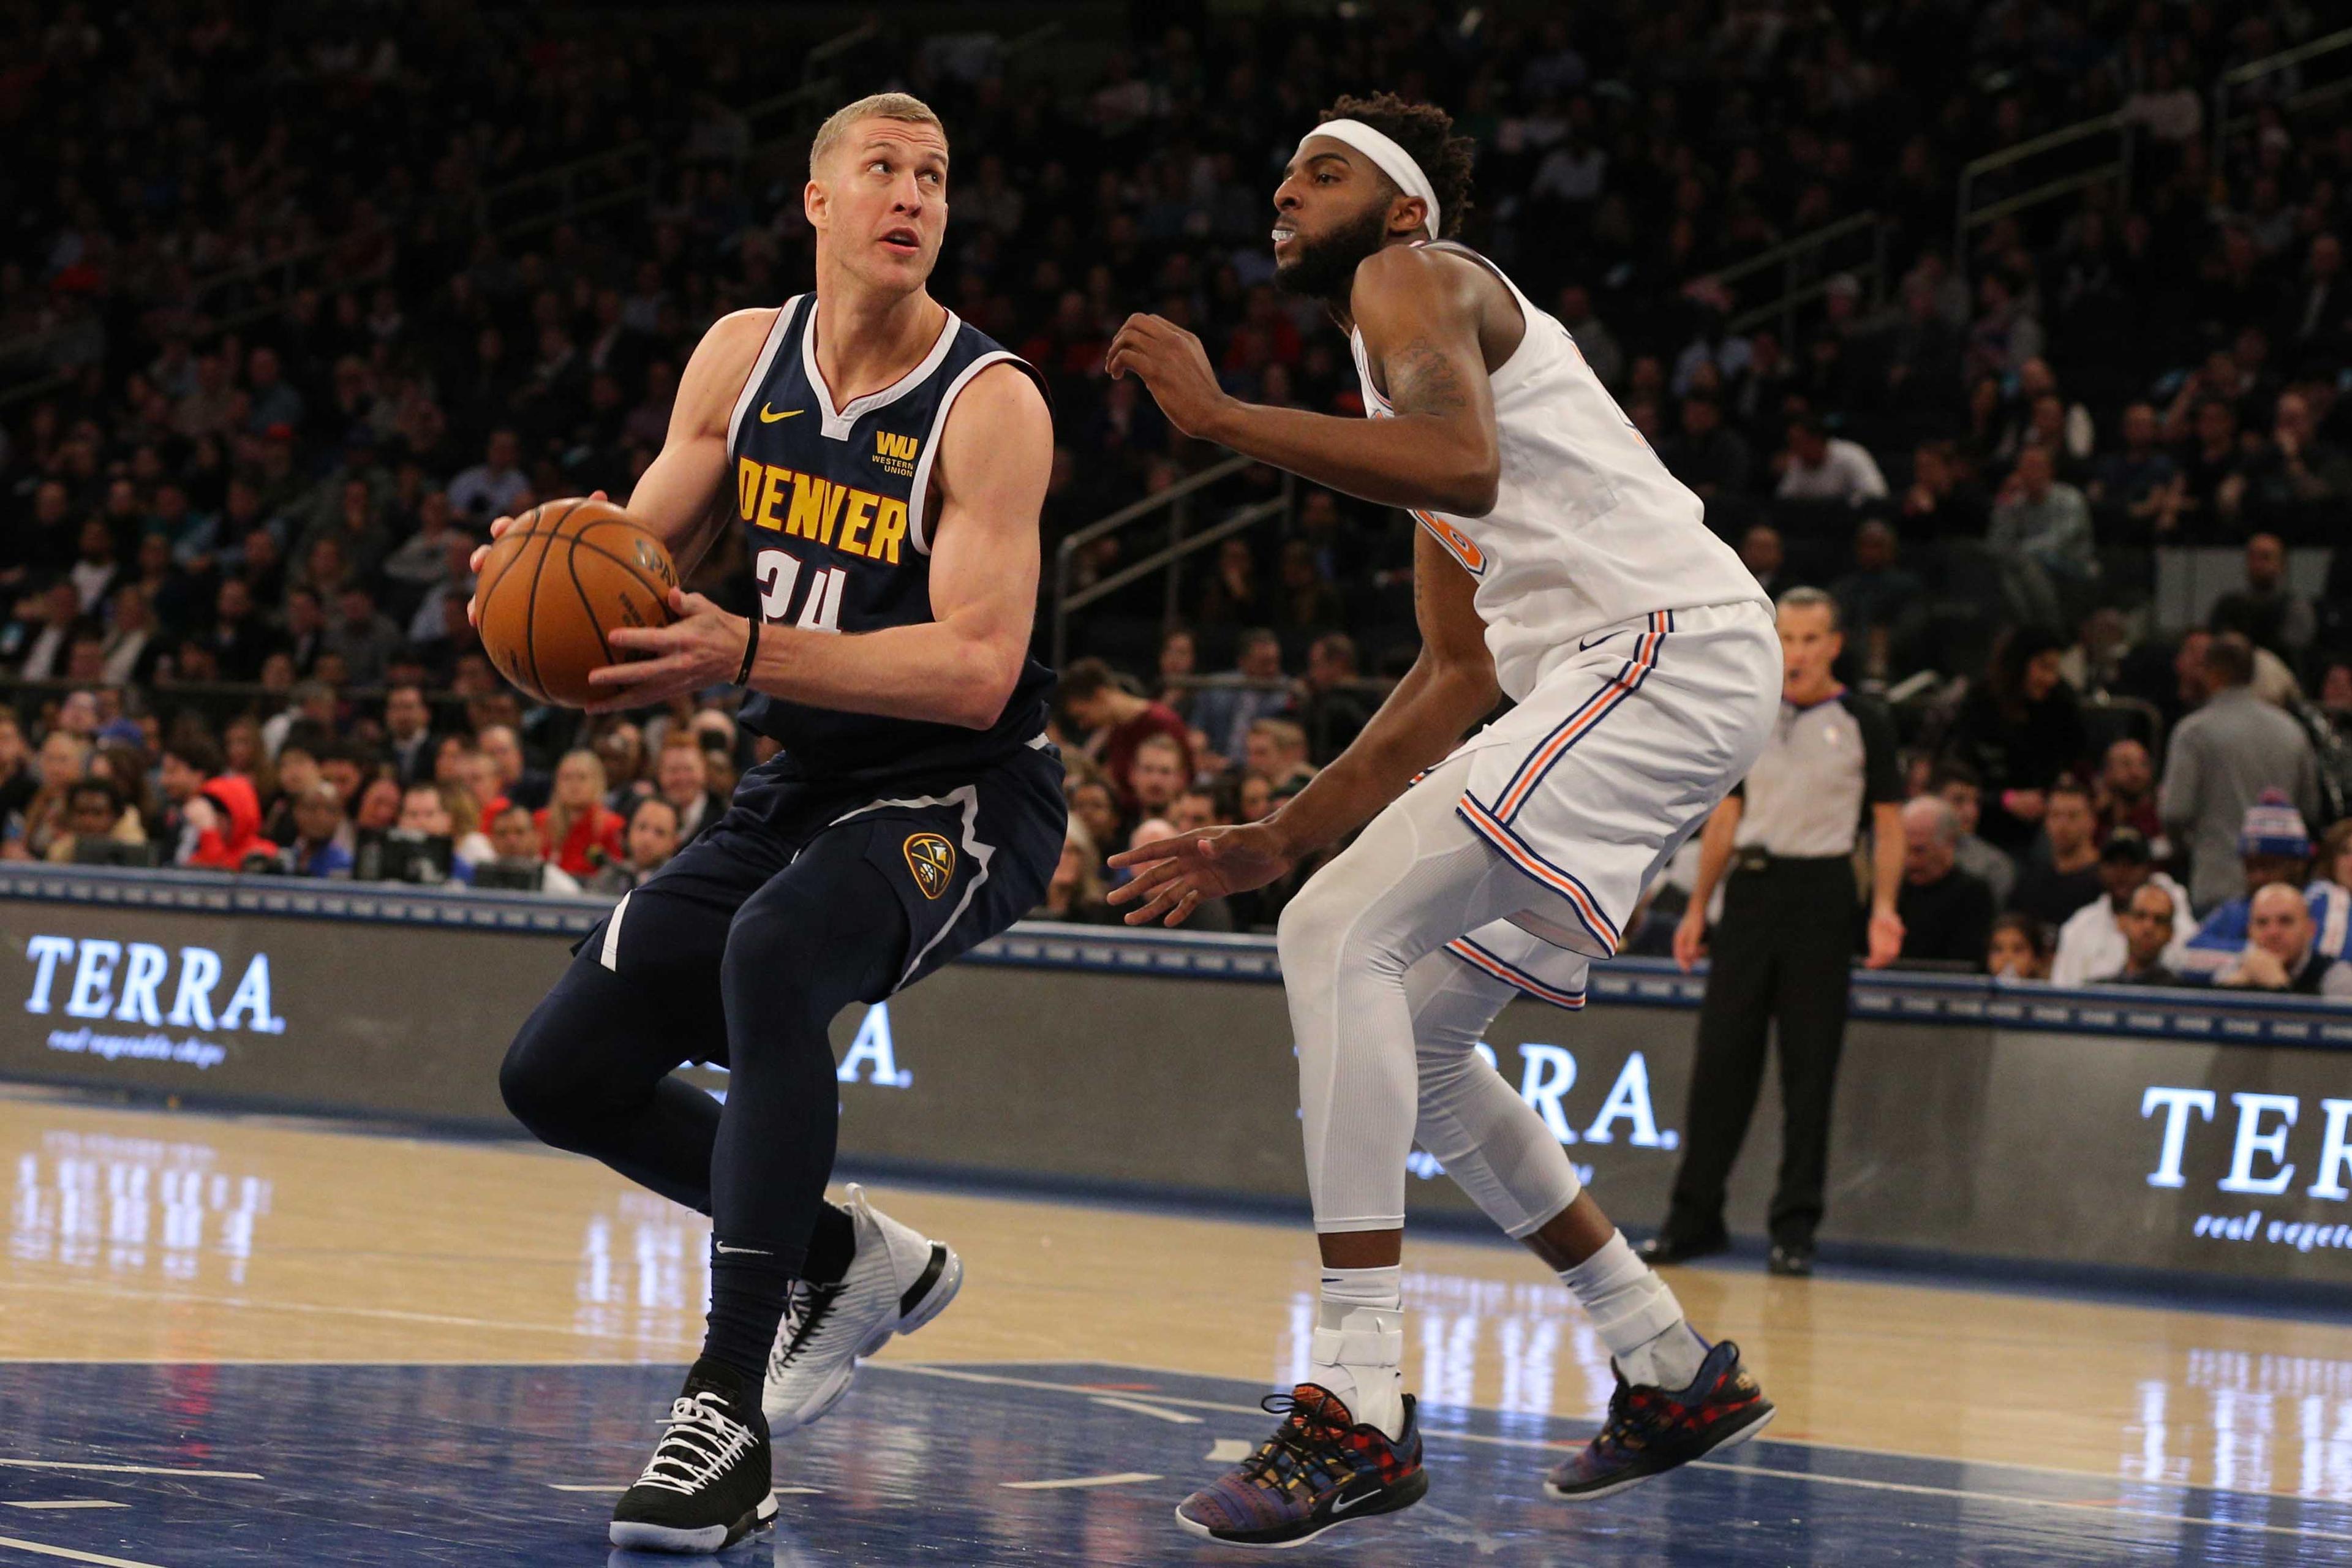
[761,1184,962,1434]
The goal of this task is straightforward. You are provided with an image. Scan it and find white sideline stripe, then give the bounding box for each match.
[0,1462,259,1480]
[0,1504,126,1512]
[0,1534,168,1567]
[1089,1396,1200,1425]
[1001,1472,1160,1491]
[545,1485,623,1493]
[1205,1439,1253,1464]
[881,1365,2352,1545]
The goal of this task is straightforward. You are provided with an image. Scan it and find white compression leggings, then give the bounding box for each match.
[1279,751,1586,1238]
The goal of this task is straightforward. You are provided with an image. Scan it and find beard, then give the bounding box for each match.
[1274,204,1393,303]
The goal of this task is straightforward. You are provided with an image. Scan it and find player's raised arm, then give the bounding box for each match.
[587,362,1051,726]
[1110,522,1498,925]
[1107,247,1499,517]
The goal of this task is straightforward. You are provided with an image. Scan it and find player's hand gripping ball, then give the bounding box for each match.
[470,497,680,707]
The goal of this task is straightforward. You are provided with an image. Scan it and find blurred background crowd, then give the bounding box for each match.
[2,1,2350,993]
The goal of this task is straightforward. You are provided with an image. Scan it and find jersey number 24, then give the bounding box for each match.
[755,549,845,631]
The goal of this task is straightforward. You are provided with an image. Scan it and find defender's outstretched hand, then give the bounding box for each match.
[1106,821,1296,927]
[1105,314,1233,440]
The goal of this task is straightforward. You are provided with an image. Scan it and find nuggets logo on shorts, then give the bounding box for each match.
[903,832,956,899]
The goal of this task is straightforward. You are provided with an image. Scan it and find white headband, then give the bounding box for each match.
[1300,118,1440,239]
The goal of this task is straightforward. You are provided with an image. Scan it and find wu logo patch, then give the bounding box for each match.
[903,832,956,900]
[873,429,921,478]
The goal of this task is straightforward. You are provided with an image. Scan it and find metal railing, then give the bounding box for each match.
[1708,211,1889,341]
[2213,24,2352,164]
[1954,111,2135,281]
[1050,456,1297,669]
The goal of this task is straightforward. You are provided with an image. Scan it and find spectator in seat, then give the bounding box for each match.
[2101,884,2188,987]
[2217,884,2352,998]
[1896,796,1996,967]
[2160,635,2321,912]
[1127,733,1188,821]
[43,778,146,864]
[1167,786,1223,837]
[478,723,550,812]
[1662,393,1752,500]
[1775,414,1888,506]
[2207,532,2316,669]
[485,803,581,894]
[535,749,625,880]
[277,782,356,878]
[2237,391,2351,522]
[1986,913,2051,981]
[1927,761,2016,906]
[447,428,530,522]
[590,796,680,895]
[1244,717,1316,794]
[1188,629,1292,768]
[1829,520,1924,679]
[2085,402,2180,532]
[1947,627,2087,855]
[653,736,724,843]
[353,776,404,834]
[1034,821,1114,925]
[1988,447,2095,626]
[383,683,435,786]
[179,773,274,872]
[1899,439,1991,541]
[1058,657,1194,811]
[2008,777,2105,928]
[2095,738,2163,850]
[0,712,33,829]
[156,733,222,861]
[2179,793,2319,975]
[1738,524,1789,597]
[2309,819,2352,965]
[1297,632,1372,764]
[1153,626,1199,718]
[1067,778,1123,865]
[2050,829,2197,987]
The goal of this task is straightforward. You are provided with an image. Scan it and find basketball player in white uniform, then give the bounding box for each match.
[1107,94,1781,1547]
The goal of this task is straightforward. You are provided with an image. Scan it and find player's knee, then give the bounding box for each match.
[499,1020,584,1145]
[720,885,873,1035]
[1274,874,1352,979]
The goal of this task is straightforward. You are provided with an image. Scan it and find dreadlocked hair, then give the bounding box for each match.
[1319,92,1476,238]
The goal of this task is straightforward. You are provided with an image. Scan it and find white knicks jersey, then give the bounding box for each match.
[1349,243,1767,702]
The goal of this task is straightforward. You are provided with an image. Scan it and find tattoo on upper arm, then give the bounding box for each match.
[1382,336,1471,418]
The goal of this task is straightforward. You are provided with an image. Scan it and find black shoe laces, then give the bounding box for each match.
[771,1278,846,1371]
[1242,1393,1352,1488]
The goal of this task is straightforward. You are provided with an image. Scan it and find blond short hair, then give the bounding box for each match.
[809,92,944,176]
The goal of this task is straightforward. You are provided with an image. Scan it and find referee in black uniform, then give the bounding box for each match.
[1640,587,1905,1277]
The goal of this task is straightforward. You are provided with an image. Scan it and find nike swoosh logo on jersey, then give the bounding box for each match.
[759,405,802,423]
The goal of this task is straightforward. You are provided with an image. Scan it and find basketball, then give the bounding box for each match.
[473,497,679,706]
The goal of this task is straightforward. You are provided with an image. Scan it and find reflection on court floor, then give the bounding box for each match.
[1,1359,2350,1567]
[6,1093,2352,1563]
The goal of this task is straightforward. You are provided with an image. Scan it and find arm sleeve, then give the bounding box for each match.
[1849,695,1904,804]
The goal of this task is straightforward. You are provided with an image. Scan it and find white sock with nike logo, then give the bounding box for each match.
[1308,1264,1406,1441]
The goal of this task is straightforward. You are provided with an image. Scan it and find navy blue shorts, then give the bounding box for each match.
[576,739,1066,1046]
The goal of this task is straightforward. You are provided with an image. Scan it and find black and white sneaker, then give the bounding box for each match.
[609,1360,778,1553]
[763,1184,962,1434]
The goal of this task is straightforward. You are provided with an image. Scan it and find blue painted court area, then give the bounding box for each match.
[0,1360,2346,1567]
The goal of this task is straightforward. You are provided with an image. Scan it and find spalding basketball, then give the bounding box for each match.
[473,498,679,706]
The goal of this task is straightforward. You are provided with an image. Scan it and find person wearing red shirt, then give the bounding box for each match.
[534,748,626,878]
[1059,657,1194,809]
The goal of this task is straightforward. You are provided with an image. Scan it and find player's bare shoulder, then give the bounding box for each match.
[1347,243,1485,330]
[676,306,788,432]
[928,358,1053,514]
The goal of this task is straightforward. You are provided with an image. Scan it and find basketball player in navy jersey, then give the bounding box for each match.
[478,94,1062,1553]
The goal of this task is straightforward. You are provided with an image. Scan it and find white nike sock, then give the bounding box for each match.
[1559,1232,1707,1391]
[1308,1264,1406,1439]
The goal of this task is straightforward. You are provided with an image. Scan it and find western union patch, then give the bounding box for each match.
[903,832,956,900]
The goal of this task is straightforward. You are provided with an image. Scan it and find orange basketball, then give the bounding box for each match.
[473,498,679,707]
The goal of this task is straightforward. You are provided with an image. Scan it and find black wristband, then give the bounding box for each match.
[734,616,761,687]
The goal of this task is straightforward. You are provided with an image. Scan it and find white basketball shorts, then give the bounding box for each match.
[1443,599,1779,1003]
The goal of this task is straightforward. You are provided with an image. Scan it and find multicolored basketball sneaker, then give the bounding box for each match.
[1174,1384,1428,1548]
[1544,1338,1773,1501]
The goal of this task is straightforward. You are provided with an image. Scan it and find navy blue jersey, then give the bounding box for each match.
[725,295,1054,780]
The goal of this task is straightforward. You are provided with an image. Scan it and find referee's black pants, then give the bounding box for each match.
[1662,856,1856,1250]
